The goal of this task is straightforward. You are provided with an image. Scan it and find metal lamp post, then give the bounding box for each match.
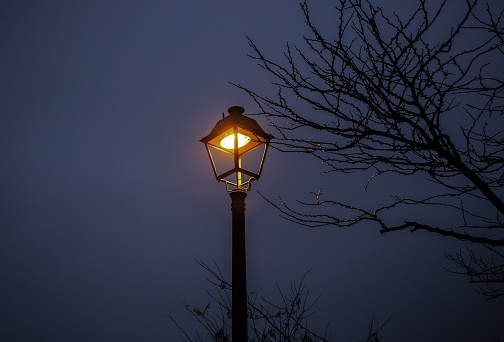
[201,106,272,341]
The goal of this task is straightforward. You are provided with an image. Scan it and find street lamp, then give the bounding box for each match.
[200,106,272,341]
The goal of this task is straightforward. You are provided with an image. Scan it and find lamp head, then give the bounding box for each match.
[200,106,272,191]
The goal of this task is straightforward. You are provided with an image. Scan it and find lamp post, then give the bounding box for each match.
[201,106,272,341]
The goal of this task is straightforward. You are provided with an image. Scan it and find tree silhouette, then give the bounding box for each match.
[234,0,504,298]
[166,261,388,342]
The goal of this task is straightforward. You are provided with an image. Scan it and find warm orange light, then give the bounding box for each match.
[220,133,251,149]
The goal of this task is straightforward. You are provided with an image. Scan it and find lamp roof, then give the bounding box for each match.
[200,106,273,145]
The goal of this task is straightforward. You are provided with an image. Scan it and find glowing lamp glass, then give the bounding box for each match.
[220,133,251,150]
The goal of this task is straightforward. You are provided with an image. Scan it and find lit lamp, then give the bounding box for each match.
[200,106,273,192]
[200,106,272,341]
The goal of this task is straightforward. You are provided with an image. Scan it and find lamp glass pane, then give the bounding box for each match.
[240,143,267,177]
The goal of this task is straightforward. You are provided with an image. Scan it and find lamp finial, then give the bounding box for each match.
[228,106,245,115]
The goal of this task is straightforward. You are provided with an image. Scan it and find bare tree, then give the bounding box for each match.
[233,0,504,298]
[166,261,387,341]
[166,261,330,342]
[445,246,504,299]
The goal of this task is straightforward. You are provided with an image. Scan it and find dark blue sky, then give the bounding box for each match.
[1,1,503,341]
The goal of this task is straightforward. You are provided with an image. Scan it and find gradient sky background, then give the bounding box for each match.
[1,1,503,341]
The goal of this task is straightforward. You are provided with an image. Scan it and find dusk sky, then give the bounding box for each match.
[1,1,503,341]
